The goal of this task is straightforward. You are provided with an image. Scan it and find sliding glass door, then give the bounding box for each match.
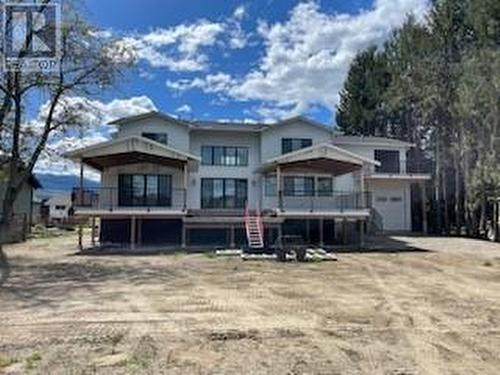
[201,178,247,209]
[119,174,172,207]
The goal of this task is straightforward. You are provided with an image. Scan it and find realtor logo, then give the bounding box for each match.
[2,2,60,71]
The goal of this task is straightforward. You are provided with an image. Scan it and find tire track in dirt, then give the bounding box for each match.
[362,257,443,375]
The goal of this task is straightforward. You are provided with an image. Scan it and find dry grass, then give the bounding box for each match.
[1,234,500,374]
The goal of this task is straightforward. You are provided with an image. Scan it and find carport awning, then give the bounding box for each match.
[260,143,380,176]
[65,136,200,171]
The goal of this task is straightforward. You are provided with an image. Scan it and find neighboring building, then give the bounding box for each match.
[0,161,42,243]
[46,193,73,224]
[66,112,431,250]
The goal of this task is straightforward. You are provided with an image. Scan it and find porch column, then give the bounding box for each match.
[319,217,324,247]
[360,167,366,208]
[183,163,188,211]
[78,161,84,250]
[342,219,347,245]
[130,216,136,250]
[276,166,283,211]
[421,182,428,234]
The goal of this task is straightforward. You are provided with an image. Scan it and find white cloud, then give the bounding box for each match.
[166,0,429,120]
[233,5,247,21]
[123,6,250,72]
[176,104,192,114]
[33,96,157,179]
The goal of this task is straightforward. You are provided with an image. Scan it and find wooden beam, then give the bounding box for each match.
[421,182,428,234]
[130,216,136,250]
[181,223,187,249]
[277,166,282,211]
[319,217,324,247]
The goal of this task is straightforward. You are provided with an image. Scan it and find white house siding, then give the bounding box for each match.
[189,130,261,209]
[101,163,185,208]
[333,142,409,173]
[114,117,190,153]
[368,179,412,231]
[260,121,333,162]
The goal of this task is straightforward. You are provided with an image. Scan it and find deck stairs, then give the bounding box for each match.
[244,206,264,249]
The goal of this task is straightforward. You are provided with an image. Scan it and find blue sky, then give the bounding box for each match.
[78,0,428,125]
[32,0,429,177]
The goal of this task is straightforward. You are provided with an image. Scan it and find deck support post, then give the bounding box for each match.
[229,225,235,248]
[306,219,310,243]
[319,217,324,247]
[137,218,142,246]
[91,217,96,247]
[421,182,428,234]
[181,223,187,249]
[359,220,365,248]
[130,216,136,250]
[277,223,283,248]
[78,161,84,251]
[342,219,347,245]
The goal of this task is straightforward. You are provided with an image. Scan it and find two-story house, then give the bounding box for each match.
[66,112,430,250]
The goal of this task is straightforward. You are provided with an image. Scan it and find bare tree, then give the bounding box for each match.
[0,1,135,244]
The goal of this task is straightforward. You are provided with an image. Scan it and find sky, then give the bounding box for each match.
[30,0,430,178]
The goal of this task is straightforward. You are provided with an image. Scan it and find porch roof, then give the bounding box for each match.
[260,143,380,176]
[65,136,200,171]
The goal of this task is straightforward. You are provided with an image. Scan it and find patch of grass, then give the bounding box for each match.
[0,353,15,368]
[25,352,42,371]
[126,354,149,370]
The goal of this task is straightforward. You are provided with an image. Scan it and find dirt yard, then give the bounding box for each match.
[1,234,500,375]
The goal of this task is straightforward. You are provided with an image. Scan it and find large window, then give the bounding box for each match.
[265,176,277,196]
[281,138,312,154]
[284,176,315,196]
[142,132,168,145]
[118,174,172,207]
[374,150,400,173]
[201,146,249,166]
[201,178,247,209]
[317,177,333,196]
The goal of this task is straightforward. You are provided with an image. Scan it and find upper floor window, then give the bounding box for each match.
[281,138,312,154]
[374,150,400,173]
[201,146,249,166]
[142,132,168,145]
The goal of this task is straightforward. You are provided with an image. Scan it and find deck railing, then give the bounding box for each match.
[72,187,187,211]
[279,191,372,212]
[372,160,431,175]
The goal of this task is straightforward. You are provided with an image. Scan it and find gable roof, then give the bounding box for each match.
[65,135,200,171]
[108,111,191,127]
[262,116,333,133]
[332,135,414,148]
[265,143,380,167]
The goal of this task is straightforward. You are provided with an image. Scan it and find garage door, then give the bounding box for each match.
[373,195,406,231]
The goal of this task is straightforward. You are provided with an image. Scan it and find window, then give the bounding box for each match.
[55,205,66,210]
[201,146,249,166]
[390,196,403,202]
[281,138,312,154]
[118,174,172,207]
[284,176,315,196]
[201,179,247,209]
[265,176,277,196]
[374,150,400,173]
[317,177,333,196]
[376,196,387,202]
[142,132,168,145]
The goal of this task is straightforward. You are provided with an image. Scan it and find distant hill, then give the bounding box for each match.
[35,173,100,199]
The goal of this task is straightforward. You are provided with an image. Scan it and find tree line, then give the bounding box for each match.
[336,0,499,237]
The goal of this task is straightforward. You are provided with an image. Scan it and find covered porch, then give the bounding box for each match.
[260,143,380,214]
[66,136,200,216]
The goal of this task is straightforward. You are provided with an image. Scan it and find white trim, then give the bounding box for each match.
[366,173,431,181]
[265,143,380,167]
[64,135,201,162]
